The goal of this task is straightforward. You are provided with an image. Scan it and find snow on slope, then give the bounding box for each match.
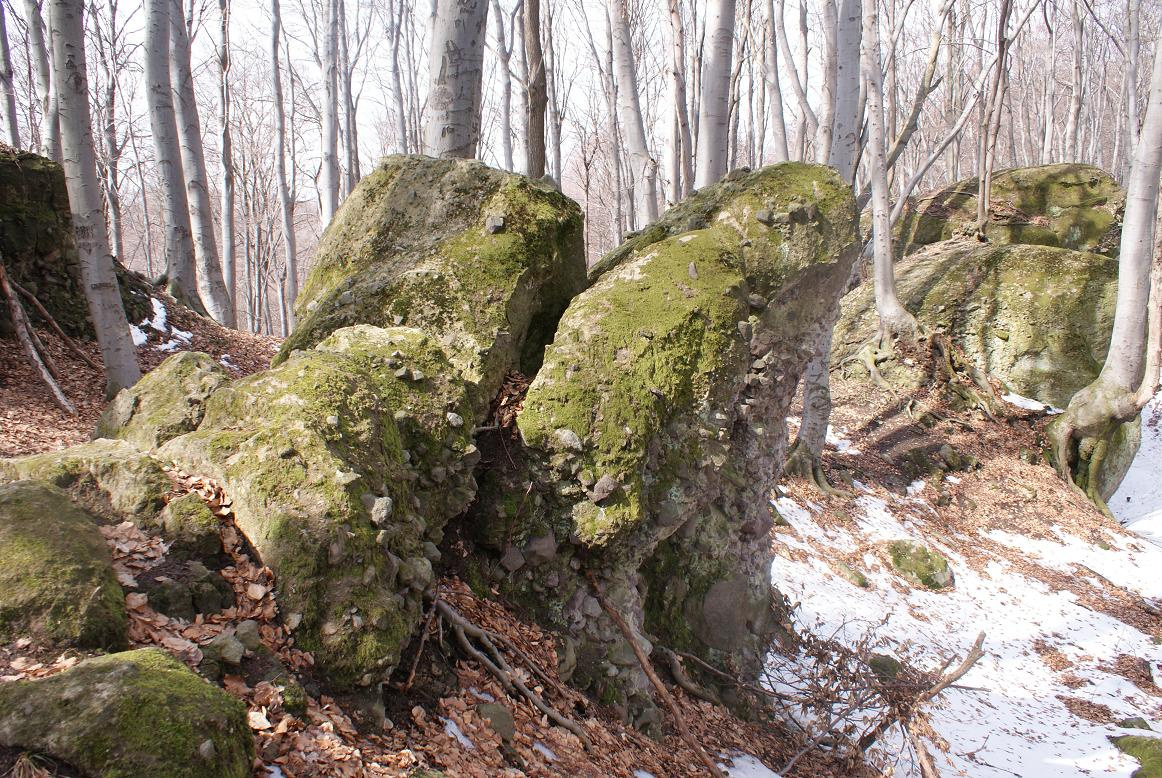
[770,474,1162,776]
[1113,393,1162,546]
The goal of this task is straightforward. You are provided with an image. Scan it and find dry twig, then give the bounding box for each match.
[0,259,75,414]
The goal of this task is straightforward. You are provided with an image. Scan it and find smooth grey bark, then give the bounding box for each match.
[543,1,562,181]
[694,0,736,188]
[1064,0,1083,160]
[388,0,409,153]
[170,0,232,325]
[491,0,514,170]
[0,1,19,147]
[145,0,201,311]
[974,0,1014,235]
[761,0,788,162]
[524,0,546,179]
[219,0,236,325]
[862,0,912,337]
[425,0,488,158]
[337,0,359,195]
[814,0,837,164]
[48,0,139,392]
[1122,0,1139,180]
[774,0,816,151]
[320,0,339,223]
[271,0,296,324]
[609,0,658,223]
[667,0,694,198]
[826,0,860,181]
[24,0,59,158]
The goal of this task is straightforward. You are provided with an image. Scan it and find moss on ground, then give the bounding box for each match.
[0,648,252,778]
[0,481,127,649]
[887,541,953,590]
[1114,735,1162,778]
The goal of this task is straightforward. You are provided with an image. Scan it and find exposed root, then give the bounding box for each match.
[930,333,1006,420]
[784,440,852,498]
[432,598,592,749]
[661,648,722,705]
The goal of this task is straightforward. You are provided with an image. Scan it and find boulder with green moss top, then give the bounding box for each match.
[96,351,230,449]
[161,493,222,561]
[0,648,252,778]
[1113,735,1162,778]
[834,240,1137,497]
[277,154,586,417]
[0,438,170,524]
[0,149,149,339]
[157,325,477,689]
[0,481,126,650]
[887,541,953,589]
[894,163,1124,257]
[469,163,859,711]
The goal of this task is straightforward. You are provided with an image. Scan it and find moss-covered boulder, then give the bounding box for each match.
[96,351,230,450]
[1113,735,1162,778]
[471,163,859,710]
[894,163,1123,257]
[834,241,1137,496]
[0,648,253,778]
[158,325,476,689]
[0,481,127,649]
[0,148,149,339]
[0,439,170,524]
[887,541,953,589]
[277,154,587,416]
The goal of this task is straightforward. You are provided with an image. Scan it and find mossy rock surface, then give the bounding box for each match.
[0,648,252,778]
[0,439,170,525]
[894,163,1123,257]
[887,541,953,589]
[0,149,149,339]
[96,351,230,450]
[159,325,477,689]
[278,154,587,416]
[488,163,859,706]
[1114,735,1162,778]
[0,481,126,649]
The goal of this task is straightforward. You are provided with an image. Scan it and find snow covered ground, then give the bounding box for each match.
[1113,392,1162,546]
[768,417,1162,777]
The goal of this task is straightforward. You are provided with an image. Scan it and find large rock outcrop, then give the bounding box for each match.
[894,164,1123,257]
[0,148,149,339]
[835,241,1136,497]
[471,164,860,716]
[92,155,587,691]
[0,649,253,778]
[0,481,127,650]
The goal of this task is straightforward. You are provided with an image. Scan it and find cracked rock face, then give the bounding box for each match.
[474,162,860,713]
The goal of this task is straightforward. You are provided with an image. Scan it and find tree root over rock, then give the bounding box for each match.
[784,439,852,498]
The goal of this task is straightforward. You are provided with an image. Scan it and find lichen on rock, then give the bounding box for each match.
[0,480,127,650]
[0,648,253,778]
[894,163,1124,257]
[0,438,170,525]
[474,163,859,712]
[277,154,587,416]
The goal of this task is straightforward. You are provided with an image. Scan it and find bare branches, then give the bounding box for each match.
[0,258,75,414]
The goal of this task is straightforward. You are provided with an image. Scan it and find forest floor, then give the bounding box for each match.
[1,300,1160,776]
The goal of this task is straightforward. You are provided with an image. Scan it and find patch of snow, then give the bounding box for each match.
[770,488,1161,777]
[532,741,558,761]
[1113,389,1162,545]
[906,479,927,496]
[945,474,961,484]
[144,297,168,332]
[171,326,193,342]
[155,339,182,353]
[264,767,286,777]
[719,753,779,777]
[441,717,474,750]
[826,424,861,455]
[1002,392,1063,414]
[219,353,239,371]
[468,686,495,702]
[129,325,148,346]
[632,771,655,778]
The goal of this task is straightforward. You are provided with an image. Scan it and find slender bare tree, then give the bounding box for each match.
[425,0,489,158]
[271,0,296,323]
[827,0,861,181]
[666,0,694,198]
[219,0,236,323]
[609,0,658,223]
[695,0,736,187]
[47,0,139,392]
[320,0,339,224]
[145,0,201,310]
[24,0,58,158]
[170,0,232,325]
[525,0,546,178]
[0,0,19,146]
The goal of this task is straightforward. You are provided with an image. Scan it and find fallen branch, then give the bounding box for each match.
[12,280,101,370]
[586,571,725,777]
[0,259,75,414]
[433,598,591,749]
[660,647,721,705]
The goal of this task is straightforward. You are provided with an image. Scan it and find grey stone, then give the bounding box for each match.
[499,547,526,572]
[554,428,583,452]
[475,703,516,742]
[485,214,506,234]
[339,290,355,305]
[588,474,619,503]
[235,620,263,652]
[369,496,394,527]
[205,633,245,666]
[446,412,465,428]
[524,532,558,566]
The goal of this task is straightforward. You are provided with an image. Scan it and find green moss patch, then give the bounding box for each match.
[887,541,954,590]
[0,648,253,778]
[1113,735,1162,777]
[0,481,127,650]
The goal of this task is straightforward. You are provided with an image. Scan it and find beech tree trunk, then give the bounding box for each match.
[667,0,694,198]
[609,0,658,223]
[762,0,788,163]
[145,0,201,311]
[219,0,236,325]
[48,0,140,392]
[170,0,232,325]
[695,0,736,187]
[827,0,861,181]
[0,1,18,147]
[425,0,489,159]
[814,0,837,164]
[320,0,339,224]
[24,0,59,159]
[491,0,514,170]
[524,0,547,179]
[271,0,297,324]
